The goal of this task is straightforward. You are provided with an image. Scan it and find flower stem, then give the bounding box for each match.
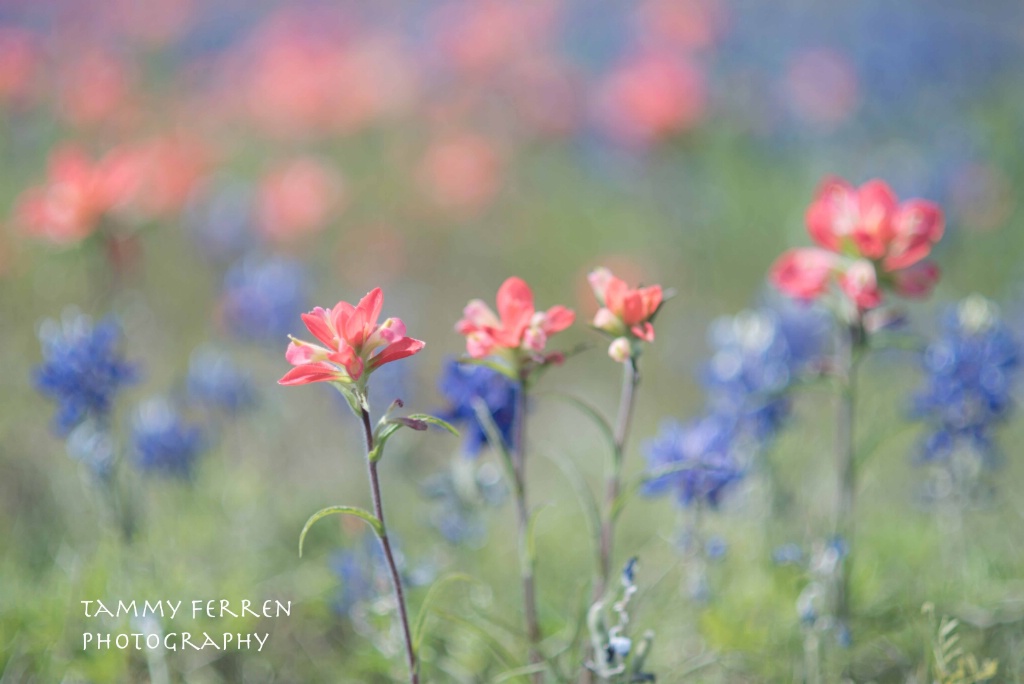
[359,408,419,684]
[833,321,862,626]
[513,381,544,684]
[596,358,640,599]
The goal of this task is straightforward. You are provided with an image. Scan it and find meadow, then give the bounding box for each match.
[2,1,1024,682]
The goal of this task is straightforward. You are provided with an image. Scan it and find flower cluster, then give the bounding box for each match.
[702,302,828,445]
[913,295,1020,468]
[220,256,309,345]
[279,288,424,389]
[641,416,744,508]
[437,358,519,457]
[131,398,206,479]
[456,276,574,370]
[186,346,257,415]
[588,267,663,363]
[771,177,944,312]
[34,313,137,436]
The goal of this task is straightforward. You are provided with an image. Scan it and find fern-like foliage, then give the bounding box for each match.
[923,604,998,684]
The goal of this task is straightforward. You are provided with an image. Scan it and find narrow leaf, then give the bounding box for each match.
[406,413,461,437]
[538,391,616,455]
[298,505,382,557]
[413,573,479,654]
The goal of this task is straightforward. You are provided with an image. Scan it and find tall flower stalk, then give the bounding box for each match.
[832,317,863,623]
[281,287,455,684]
[769,175,946,633]
[586,268,663,599]
[456,276,575,681]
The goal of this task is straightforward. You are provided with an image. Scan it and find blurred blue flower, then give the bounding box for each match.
[913,295,1020,466]
[421,461,506,546]
[186,346,257,414]
[702,302,827,444]
[132,399,206,479]
[34,313,138,436]
[705,536,728,561]
[329,533,431,618]
[641,416,744,508]
[771,543,805,567]
[220,255,309,345]
[437,358,519,457]
[65,421,117,477]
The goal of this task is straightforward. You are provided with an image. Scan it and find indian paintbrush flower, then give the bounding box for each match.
[456,276,574,374]
[588,267,663,362]
[278,288,425,395]
[771,176,944,311]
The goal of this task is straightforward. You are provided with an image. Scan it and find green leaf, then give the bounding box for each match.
[412,573,479,654]
[370,413,460,462]
[432,608,520,672]
[406,414,460,437]
[298,505,382,557]
[492,663,549,683]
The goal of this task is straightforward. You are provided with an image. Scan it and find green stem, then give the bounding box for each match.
[512,381,544,684]
[359,408,419,684]
[596,358,640,600]
[833,320,862,626]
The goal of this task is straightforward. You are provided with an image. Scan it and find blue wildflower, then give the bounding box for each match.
[186,346,256,414]
[34,313,137,436]
[702,302,827,444]
[437,358,519,457]
[641,416,744,508]
[329,534,431,618]
[220,255,308,345]
[421,461,506,546]
[913,295,1019,467]
[132,399,206,479]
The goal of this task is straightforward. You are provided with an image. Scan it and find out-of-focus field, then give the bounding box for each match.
[2,1,1024,682]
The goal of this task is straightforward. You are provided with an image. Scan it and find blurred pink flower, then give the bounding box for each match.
[418,133,502,215]
[120,134,212,218]
[258,157,345,243]
[15,145,145,246]
[594,52,707,146]
[807,177,944,271]
[279,288,424,386]
[56,48,135,128]
[434,1,560,77]
[771,176,945,310]
[0,27,41,106]
[838,259,882,311]
[769,248,838,301]
[457,277,575,360]
[227,10,416,138]
[634,0,727,53]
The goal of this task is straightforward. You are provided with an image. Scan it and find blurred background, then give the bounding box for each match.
[2,0,1024,682]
